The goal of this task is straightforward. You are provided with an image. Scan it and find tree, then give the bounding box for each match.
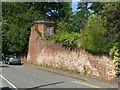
[89,2,106,15]
[68,2,91,32]
[69,11,86,32]
[2,2,39,55]
[77,2,90,20]
[80,14,112,53]
[2,2,72,56]
[102,2,120,77]
[30,2,72,22]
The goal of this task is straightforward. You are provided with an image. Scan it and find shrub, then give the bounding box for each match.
[80,14,112,53]
[44,19,81,50]
[55,31,80,50]
[44,30,80,50]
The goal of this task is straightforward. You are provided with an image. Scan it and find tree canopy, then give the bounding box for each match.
[2,2,72,55]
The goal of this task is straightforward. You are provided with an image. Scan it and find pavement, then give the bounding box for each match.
[25,63,119,89]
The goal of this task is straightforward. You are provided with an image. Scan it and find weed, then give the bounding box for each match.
[71,68,79,73]
[83,65,87,75]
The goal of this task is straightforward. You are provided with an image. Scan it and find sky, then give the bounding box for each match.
[71,0,79,12]
[71,1,92,12]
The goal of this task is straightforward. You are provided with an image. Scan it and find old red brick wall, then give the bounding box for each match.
[27,24,44,64]
[27,21,55,64]
[27,39,116,82]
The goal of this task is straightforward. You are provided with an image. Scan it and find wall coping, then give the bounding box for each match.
[27,20,55,31]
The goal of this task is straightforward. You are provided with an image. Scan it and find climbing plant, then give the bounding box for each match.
[114,49,120,77]
[34,24,42,37]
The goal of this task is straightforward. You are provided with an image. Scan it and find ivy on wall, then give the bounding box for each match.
[34,24,42,37]
[114,49,120,78]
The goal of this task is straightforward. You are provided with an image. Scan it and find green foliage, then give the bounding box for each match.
[90,2,107,15]
[45,30,80,50]
[32,2,72,22]
[80,14,112,53]
[69,12,86,32]
[2,2,38,55]
[109,46,117,58]
[77,2,90,19]
[114,49,120,77]
[102,2,120,11]
[83,65,87,75]
[34,24,42,37]
[56,20,70,32]
[101,2,120,77]
[69,2,90,32]
[45,35,56,41]
[71,68,79,73]
[54,31,80,50]
[5,23,29,54]
[53,20,80,50]
[2,2,72,55]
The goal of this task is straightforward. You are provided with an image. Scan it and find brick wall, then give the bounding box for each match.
[27,24,43,64]
[27,39,116,82]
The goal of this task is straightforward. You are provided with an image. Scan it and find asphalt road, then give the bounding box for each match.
[0,61,114,89]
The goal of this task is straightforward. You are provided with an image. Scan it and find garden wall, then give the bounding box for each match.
[27,40,116,82]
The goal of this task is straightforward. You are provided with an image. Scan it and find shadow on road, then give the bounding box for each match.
[0,65,9,68]
[25,81,64,89]
[1,87,13,90]
[10,63,24,66]
[0,63,24,68]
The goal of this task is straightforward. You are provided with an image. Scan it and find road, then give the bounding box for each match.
[0,61,116,89]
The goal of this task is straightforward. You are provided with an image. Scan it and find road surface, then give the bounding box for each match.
[0,61,115,89]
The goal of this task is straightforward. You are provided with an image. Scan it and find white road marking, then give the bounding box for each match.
[0,75,17,90]
[71,81,100,88]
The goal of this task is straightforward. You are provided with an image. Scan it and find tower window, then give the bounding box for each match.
[46,26,52,35]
